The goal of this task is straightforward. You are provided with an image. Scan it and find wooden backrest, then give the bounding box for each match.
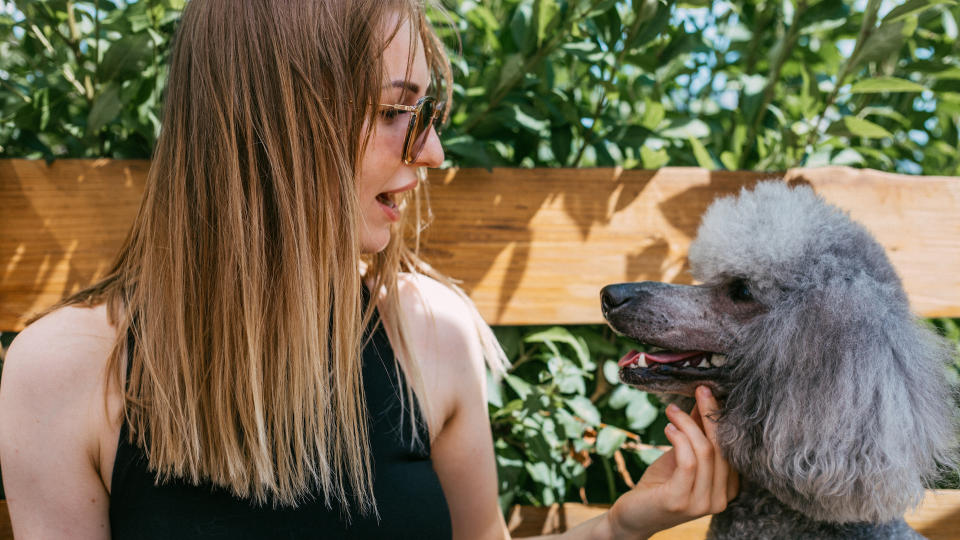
[2,160,959,332]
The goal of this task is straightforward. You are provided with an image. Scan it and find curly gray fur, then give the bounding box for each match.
[688,181,958,531]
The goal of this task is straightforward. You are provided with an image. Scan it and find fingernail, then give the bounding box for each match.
[698,386,713,398]
[665,423,676,432]
[667,403,680,413]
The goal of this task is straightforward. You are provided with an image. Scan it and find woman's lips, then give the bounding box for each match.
[376,194,399,221]
[375,179,417,222]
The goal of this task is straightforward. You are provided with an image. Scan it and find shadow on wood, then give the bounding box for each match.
[2,161,959,330]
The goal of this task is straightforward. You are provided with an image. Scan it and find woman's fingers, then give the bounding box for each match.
[662,416,696,506]
[664,403,714,514]
[694,386,730,512]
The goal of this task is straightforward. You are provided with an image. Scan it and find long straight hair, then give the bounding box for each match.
[29,0,505,515]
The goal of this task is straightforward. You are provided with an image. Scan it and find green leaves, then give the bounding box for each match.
[850,77,926,94]
[1,0,177,158]
[433,0,960,174]
[6,1,958,174]
[595,426,627,457]
[491,323,670,507]
[884,0,958,24]
[831,116,894,139]
[99,34,153,83]
[86,83,123,136]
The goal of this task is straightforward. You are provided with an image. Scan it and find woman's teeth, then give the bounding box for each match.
[377,193,397,209]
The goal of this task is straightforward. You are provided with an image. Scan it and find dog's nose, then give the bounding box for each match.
[601,284,636,313]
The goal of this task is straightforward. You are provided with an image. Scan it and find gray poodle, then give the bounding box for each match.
[600,181,958,539]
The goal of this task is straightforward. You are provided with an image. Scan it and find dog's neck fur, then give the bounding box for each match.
[706,479,924,540]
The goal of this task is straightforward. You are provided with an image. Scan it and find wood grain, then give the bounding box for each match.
[424,166,960,324]
[1,160,959,330]
[0,159,147,331]
[506,490,960,539]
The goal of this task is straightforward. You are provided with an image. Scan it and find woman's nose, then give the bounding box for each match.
[413,127,444,168]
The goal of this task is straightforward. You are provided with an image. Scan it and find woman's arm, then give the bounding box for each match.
[0,308,113,539]
[402,275,736,540]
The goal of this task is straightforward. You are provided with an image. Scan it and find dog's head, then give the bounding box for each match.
[602,181,957,523]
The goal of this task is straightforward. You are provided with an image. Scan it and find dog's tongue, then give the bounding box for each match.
[644,350,705,364]
[617,349,706,367]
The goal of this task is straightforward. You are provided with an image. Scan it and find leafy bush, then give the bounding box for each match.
[1,0,959,503]
[436,0,960,174]
[489,325,668,508]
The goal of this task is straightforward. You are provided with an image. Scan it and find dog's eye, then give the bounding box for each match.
[728,279,754,302]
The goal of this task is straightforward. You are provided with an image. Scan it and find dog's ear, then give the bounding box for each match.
[718,272,958,524]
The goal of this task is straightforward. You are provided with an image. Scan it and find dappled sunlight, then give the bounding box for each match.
[0,159,146,330]
[422,167,960,325]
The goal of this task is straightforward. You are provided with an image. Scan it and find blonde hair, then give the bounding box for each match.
[29,0,504,516]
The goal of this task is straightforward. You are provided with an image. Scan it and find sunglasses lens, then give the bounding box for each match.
[407,98,440,164]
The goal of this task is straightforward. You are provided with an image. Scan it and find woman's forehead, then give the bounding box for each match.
[381,16,429,93]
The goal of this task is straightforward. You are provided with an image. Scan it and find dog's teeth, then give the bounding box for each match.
[636,353,647,368]
[697,359,710,368]
[711,354,727,367]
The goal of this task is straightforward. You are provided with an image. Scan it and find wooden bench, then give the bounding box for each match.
[1,160,958,538]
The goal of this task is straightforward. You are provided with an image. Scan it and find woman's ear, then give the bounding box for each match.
[719,275,957,524]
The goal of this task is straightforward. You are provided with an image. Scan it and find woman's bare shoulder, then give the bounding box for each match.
[394,274,486,419]
[4,304,117,389]
[0,304,118,453]
[0,305,117,536]
[395,273,483,363]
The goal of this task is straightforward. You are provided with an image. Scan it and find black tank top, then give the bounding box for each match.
[109,300,453,539]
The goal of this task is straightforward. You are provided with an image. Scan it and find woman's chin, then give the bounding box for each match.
[359,233,391,255]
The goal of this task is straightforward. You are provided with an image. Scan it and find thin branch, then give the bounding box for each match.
[613,450,635,488]
[737,1,808,169]
[65,1,95,103]
[0,78,32,103]
[588,361,611,402]
[569,79,607,166]
[570,7,652,166]
[801,0,881,158]
[30,23,88,99]
[94,0,101,90]
[744,5,772,74]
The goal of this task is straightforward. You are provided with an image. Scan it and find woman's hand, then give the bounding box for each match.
[604,386,739,539]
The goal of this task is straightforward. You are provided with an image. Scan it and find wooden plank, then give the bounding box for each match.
[424,167,960,324]
[0,501,9,540]
[1,160,958,330]
[0,159,147,331]
[506,490,960,539]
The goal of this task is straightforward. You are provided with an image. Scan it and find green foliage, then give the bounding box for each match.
[434,0,960,173]
[490,325,669,508]
[0,0,182,159]
[3,0,960,174]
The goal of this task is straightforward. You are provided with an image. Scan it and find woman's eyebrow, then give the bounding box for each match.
[385,79,421,94]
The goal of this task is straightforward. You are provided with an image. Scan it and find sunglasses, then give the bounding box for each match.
[378,95,446,165]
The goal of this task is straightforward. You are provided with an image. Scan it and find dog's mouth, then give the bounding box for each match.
[617,347,730,397]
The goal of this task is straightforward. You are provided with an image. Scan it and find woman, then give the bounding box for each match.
[0,1,737,538]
